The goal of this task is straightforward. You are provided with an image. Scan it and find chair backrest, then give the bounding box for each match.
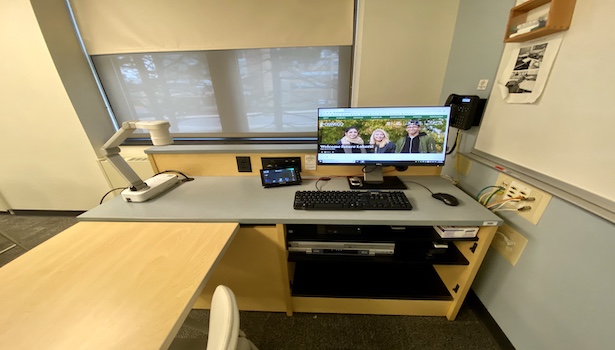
[206,285,240,350]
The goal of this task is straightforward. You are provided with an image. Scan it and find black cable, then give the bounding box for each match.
[363,165,400,175]
[362,165,379,174]
[404,181,433,194]
[446,129,460,155]
[99,187,127,204]
[155,169,194,182]
[315,177,331,191]
[100,170,192,204]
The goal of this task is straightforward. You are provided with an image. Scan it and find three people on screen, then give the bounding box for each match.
[333,120,438,154]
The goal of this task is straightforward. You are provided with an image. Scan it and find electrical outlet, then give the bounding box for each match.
[506,180,532,198]
[236,156,252,172]
[494,173,552,225]
[477,79,489,90]
[491,224,528,266]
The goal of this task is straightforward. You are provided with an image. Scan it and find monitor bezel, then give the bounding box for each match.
[316,105,452,168]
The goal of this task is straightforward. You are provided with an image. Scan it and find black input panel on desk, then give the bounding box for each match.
[286,224,476,300]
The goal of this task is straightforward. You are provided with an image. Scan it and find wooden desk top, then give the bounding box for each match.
[0,221,239,350]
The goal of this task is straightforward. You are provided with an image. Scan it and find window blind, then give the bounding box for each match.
[69,0,355,55]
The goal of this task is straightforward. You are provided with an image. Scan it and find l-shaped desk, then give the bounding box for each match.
[79,175,502,321]
[0,221,239,349]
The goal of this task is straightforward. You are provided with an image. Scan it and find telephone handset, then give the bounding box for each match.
[445,94,487,130]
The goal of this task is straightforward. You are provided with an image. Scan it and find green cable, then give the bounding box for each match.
[484,187,505,206]
[475,185,504,201]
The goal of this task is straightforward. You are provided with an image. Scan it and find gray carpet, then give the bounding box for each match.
[0,213,78,267]
[0,213,504,349]
[177,307,501,350]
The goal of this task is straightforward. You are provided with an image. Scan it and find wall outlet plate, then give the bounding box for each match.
[491,224,528,266]
[494,173,552,225]
[236,156,252,172]
[477,79,489,90]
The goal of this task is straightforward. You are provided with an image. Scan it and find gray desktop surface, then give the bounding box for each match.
[78,176,503,227]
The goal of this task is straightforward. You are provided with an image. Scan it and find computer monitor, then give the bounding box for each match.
[317,106,452,189]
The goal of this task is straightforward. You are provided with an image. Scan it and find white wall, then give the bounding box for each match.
[353,0,459,106]
[459,161,615,350]
[438,0,514,103]
[475,0,615,203]
[0,192,9,212]
[0,0,109,211]
[439,0,515,177]
[441,1,615,349]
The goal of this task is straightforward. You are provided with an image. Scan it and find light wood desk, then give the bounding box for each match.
[0,221,239,350]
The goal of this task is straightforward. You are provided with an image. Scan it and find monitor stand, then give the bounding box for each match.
[350,166,407,190]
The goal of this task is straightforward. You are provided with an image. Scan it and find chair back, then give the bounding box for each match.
[206,285,240,350]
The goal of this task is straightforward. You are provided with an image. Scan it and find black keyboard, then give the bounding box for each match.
[294,190,412,210]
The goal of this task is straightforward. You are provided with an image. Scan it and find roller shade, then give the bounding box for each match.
[69,0,355,55]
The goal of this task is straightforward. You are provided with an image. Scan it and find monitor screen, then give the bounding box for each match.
[317,106,451,189]
[317,106,452,166]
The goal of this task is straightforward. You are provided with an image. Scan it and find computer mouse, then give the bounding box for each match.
[432,192,459,206]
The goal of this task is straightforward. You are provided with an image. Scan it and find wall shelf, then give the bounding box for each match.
[505,0,576,43]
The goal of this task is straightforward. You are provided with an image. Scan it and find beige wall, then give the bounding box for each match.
[0,0,108,210]
[353,0,460,106]
[0,192,9,212]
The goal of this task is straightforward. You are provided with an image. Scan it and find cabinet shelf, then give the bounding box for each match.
[286,224,471,302]
[504,0,576,43]
[288,240,469,265]
[291,262,452,301]
[286,224,478,243]
[281,223,497,319]
[286,224,471,266]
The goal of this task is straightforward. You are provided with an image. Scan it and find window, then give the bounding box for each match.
[92,46,352,140]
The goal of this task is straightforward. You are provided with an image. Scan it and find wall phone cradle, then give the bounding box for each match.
[445,94,487,130]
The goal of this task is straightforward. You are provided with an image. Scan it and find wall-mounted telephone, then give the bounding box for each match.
[445,94,487,130]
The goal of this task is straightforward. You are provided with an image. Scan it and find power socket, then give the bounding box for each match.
[494,173,552,225]
[505,180,532,200]
[491,224,528,266]
[236,156,252,172]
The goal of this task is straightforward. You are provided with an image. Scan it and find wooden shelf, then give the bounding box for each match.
[504,0,576,43]
[292,262,453,301]
[288,241,470,266]
[287,224,470,302]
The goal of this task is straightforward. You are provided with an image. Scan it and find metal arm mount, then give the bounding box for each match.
[101,121,172,191]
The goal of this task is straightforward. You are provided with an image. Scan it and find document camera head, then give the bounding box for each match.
[133,121,173,145]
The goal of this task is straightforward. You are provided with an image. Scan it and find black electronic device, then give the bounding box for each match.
[348,176,363,188]
[260,167,302,188]
[444,94,487,130]
[317,106,452,189]
[293,190,412,210]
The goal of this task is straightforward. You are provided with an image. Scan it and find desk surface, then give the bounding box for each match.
[0,221,239,350]
[78,176,502,227]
